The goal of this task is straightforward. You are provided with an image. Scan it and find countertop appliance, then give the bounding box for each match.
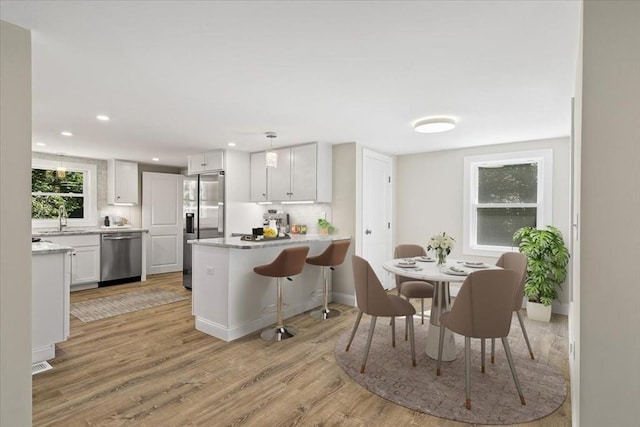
[263,212,289,233]
[183,171,225,289]
[100,232,142,285]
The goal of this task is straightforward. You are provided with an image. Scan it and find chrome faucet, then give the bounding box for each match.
[58,204,68,231]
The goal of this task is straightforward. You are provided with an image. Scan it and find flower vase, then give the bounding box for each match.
[436,250,447,266]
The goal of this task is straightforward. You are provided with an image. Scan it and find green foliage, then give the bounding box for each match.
[31,169,84,219]
[317,218,335,232]
[513,225,570,306]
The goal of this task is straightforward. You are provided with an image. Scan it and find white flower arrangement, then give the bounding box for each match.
[427,232,455,264]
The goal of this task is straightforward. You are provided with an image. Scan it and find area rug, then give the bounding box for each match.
[70,289,187,322]
[334,317,566,425]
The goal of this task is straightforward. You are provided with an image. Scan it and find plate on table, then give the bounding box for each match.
[463,261,488,268]
[416,256,435,262]
[444,267,469,276]
[396,260,418,268]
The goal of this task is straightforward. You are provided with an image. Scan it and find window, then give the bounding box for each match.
[463,149,552,256]
[32,159,97,227]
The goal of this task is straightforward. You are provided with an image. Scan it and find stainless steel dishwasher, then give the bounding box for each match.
[100,232,142,284]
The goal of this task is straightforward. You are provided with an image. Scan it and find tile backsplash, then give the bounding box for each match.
[261,203,333,234]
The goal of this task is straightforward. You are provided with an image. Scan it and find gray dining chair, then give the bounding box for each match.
[437,269,525,410]
[481,252,534,372]
[346,255,416,373]
[394,245,435,333]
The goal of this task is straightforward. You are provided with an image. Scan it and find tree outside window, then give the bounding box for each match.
[32,168,85,219]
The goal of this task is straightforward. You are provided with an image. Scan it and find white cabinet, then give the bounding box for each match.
[250,151,268,202]
[108,159,139,205]
[187,150,225,175]
[32,250,70,362]
[46,235,101,287]
[250,142,331,202]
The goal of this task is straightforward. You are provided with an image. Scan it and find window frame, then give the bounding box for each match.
[31,158,97,228]
[463,149,553,257]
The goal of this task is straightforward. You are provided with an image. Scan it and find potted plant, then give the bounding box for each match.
[513,225,570,322]
[317,218,335,235]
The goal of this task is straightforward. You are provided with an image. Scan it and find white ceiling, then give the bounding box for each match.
[1,1,580,168]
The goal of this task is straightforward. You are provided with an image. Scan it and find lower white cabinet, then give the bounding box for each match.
[32,250,70,363]
[46,235,100,287]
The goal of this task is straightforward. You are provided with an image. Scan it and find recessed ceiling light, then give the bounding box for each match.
[96,115,110,121]
[227,142,236,147]
[152,157,159,162]
[35,142,46,147]
[61,131,73,136]
[414,117,456,133]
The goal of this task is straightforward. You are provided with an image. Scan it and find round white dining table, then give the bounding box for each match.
[383,258,497,361]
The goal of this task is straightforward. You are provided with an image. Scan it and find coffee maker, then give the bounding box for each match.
[263,212,290,234]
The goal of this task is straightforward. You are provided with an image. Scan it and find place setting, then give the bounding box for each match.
[395,258,422,270]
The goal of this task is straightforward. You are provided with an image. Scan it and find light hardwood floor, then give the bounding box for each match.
[33,272,571,426]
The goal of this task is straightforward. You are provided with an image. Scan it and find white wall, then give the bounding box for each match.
[395,137,571,311]
[0,20,33,427]
[331,142,358,302]
[578,1,640,425]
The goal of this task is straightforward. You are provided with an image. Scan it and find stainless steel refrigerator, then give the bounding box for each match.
[183,171,225,289]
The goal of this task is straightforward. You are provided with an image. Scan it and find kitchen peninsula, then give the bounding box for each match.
[32,241,72,363]
[189,234,351,341]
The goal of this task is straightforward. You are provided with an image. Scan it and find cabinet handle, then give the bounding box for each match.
[201,163,206,167]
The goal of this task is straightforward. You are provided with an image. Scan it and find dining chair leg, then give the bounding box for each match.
[420,298,425,324]
[407,314,416,367]
[465,336,472,410]
[360,316,377,373]
[345,311,363,352]
[436,324,445,376]
[480,339,486,373]
[501,337,526,406]
[391,316,396,347]
[516,310,535,359]
[404,299,410,341]
[405,316,409,342]
[491,338,495,364]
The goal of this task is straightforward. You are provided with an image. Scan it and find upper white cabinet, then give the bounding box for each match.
[251,142,332,203]
[250,151,268,202]
[187,150,225,175]
[108,159,139,205]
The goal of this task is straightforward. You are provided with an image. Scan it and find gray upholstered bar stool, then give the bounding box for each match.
[306,239,351,320]
[254,246,310,341]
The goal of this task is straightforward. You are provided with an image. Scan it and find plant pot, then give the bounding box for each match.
[526,301,552,322]
[319,227,329,235]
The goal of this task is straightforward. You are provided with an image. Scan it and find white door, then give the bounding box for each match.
[362,149,393,289]
[142,172,184,275]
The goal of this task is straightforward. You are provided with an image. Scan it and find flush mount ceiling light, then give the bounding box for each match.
[96,115,110,121]
[227,142,236,147]
[265,132,278,168]
[414,117,456,133]
[60,131,73,137]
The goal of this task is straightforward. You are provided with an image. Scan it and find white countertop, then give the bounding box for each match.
[188,234,351,249]
[32,227,148,237]
[32,241,73,254]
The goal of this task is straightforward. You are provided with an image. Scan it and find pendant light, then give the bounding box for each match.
[56,154,67,179]
[265,131,278,168]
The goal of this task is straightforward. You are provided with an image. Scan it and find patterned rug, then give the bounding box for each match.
[70,289,187,322]
[334,316,567,425]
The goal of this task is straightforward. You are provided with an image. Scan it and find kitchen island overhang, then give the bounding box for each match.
[188,235,351,341]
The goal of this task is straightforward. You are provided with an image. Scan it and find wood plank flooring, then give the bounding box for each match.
[33,272,571,426]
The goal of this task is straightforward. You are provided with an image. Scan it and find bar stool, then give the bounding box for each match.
[306,239,351,320]
[254,246,310,341]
